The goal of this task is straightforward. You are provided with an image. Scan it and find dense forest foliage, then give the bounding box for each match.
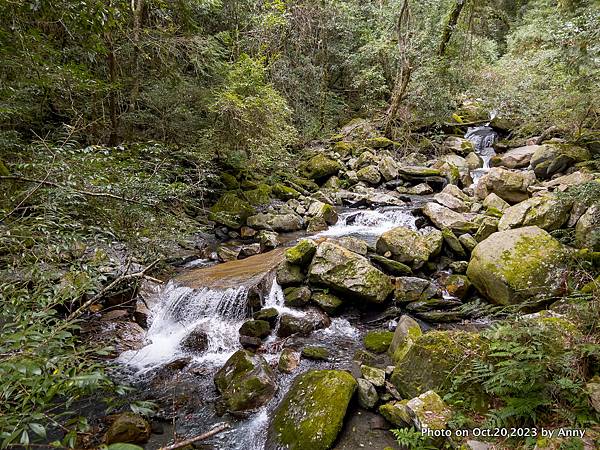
[1,0,599,448]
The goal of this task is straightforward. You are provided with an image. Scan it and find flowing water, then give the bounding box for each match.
[465,125,498,185]
[116,193,425,448]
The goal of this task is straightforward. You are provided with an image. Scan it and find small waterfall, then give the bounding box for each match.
[465,121,499,186]
[118,282,251,372]
[318,207,417,238]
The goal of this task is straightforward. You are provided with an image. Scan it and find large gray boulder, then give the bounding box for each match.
[491,145,540,169]
[475,167,536,204]
[309,241,393,303]
[530,143,590,180]
[376,226,441,268]
[422,202,477,233]
[466,226,567,305]
[266,370,357,450]
[498,194,572,231]
[576,204,600,251]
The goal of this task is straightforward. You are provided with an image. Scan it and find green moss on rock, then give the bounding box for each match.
[209,192,255,229]
[272,183,300,200]
[301,346,330,361]
[285,239,317,266]
[304,154,342,181]
[363,330,394,354]
[266,370,357,450]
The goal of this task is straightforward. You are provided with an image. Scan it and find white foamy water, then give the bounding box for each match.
[118,282,250,372]
[318,207,416,238]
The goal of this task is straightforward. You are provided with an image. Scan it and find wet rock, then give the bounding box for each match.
[284,286,312,307]
[214,350,277,412]
[422,202,477,233]
[443,136,475,155]
[337,236,368,256]
[308,241,393,304]
[363,330,394,354]
[208,192,255,229]
[277,308,331,338]
[576,204,600,251]
[278,348,300,373]
[376,226,438,269]
[239,320,271,339]
[406,390,452,431]
[492,145,540,169]
[180,328,209,352]
[258,230,280,250]
[498,194,572,232]
[276,262,305,286]
[311,291,344,315]
[266,369,356,450]
[357,378,378,409]
[304,154,343,181]
[217,244,241,262]
[361,365,386,387]
[444,274,472,300]
[530,142,590,180]
[465,152,483,170]
[301,346,330,361]
[253,307,279,327]
[369,254,412,276]
[388,315,422,363]
[391,330,483,398]
[239,335,262,351]
[467,226,567,305]
[475,167,536,204]
[104,412,151,445]
[239,243,261,258]
[394,277,439,304]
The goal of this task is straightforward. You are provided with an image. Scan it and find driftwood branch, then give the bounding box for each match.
[0,175,160,209]
[67,258,161,321]
[158,423,230,450]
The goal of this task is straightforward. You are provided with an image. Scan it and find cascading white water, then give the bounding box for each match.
[118,282,251,372]
[465,123,499,186]
[318,207,417,238]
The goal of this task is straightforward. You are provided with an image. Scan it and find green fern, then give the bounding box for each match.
[390,428,437,450]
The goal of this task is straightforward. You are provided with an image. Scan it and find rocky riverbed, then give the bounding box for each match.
[95,116,600,449]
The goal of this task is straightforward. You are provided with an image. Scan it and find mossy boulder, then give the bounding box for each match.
[390,330,484,399]
[332,141,354,157]
[278,348,300,373]
[379,156,399,181]
[301,346,330,361]
[304,154,342,181]
[308,241,393,304]
[104,413,151,445]
[422,203,477,233]
[531,143,591,180]
[466,226,568,305]
[220,172,240,190]
[370,254,412,276]
[209,192,255,229]
[394,277,439,303]
[357,378,378,409]
[367,136,394,148]
[272,183,300,200]
[284,286,312,307]
[266,370,357,450]
[576,204,600,251]
[388,315,422,364]
[277,308,331,338]
[239,320,271,339]
[285,239,317,266]
[357,165,382,185]
[379,400,411,427]
[214,350,277,412]
[498,194,572,232]
[308,201,338,225]
[444,275,471,300]
[276,262,305,286]
[363,330,394,354]
[361,365,385,387]
[253,307,279,327]
[376,226,439,269]
[311,291,344,315]
[406,390,452,431]
[243,183,272,205]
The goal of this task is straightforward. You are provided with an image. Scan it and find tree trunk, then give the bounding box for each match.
[106,32,119,146]
[129,0,144,112]
[438,0,467,56]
